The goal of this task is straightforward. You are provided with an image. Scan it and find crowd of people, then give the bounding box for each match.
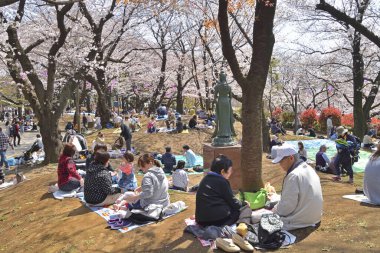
[2,104,380,253]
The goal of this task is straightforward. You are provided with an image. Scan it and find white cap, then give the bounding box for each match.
[272,145,298,164]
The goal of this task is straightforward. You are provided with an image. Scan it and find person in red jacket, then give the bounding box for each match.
[57,143,83,191]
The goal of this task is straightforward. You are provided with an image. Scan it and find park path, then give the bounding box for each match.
[0,121,40,158]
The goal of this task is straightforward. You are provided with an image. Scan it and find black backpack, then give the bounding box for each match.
[246,214,286,250]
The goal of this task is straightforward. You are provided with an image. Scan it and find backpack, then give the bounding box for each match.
[246,214,286,250]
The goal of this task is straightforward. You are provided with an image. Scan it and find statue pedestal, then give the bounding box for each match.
[203,143,242,190]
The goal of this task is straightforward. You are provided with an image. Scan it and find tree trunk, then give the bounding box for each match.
[176,90,184,114]
[352,31,366,139]
[97,95,112,127]
[39,113,62,164]
[218,0,276,192]
[241,85,265,191]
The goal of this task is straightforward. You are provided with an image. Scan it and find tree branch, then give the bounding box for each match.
[316,0,380,48]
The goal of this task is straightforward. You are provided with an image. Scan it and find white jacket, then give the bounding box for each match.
[274,161,323,230]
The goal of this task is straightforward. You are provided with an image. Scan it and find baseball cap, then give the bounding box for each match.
[272,145,298,164]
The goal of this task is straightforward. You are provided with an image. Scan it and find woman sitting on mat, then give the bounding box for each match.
[120,153,169,210]
[170,160,189,192]
[298,141,307,162]
[363,143,380,205]
[84,151,121,206]
[57,143,84,192]
[195,155,246,226]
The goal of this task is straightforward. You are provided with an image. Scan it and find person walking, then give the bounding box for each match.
[0,127,11,183]
[13,121,21,147]
[82,113,88,131]
[326,115,333,138]
[120,116,132,151]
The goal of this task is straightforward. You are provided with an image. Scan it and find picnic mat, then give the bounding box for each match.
[0,181,15,190]
[87,205,187,233]
[184,218,296,248]
[52,189,81,200]
[342,194,380,205]
[174,154,203,168]
[285,139,372,173]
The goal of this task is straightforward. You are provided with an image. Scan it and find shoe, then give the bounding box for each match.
[232,233,254,251]
[332,176,341,182]
[347,179,354,184]
[215,238,240,252]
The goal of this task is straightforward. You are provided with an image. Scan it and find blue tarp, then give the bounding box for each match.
[285,139,371,173]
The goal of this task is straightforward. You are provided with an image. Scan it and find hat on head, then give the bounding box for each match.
[336,126,348,136]
[272,145,298,164]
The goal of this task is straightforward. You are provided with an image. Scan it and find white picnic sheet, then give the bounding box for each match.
[0,181,15,190]
[342,194,380,205]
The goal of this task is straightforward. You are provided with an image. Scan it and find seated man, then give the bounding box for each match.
[308,128,316,137]
[315,145,330,173]
[175,117,184,133]
[161,146,176,174]
[363,132,375,148]
[272,146,323,230]
[188,115,198,129]
[296,127,305,135]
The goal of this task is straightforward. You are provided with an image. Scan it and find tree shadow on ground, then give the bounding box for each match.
[40,192,53,201]
[68,205,91,217]
[291,222,320,243]
[360,202,380,208]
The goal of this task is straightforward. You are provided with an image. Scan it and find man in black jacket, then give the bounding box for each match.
[120,117,132,151]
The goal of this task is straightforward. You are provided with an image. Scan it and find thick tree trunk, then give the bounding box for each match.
[39,113,62,164]
[97,95,112,127]
[241,85,264,191]
[352,31,366,139]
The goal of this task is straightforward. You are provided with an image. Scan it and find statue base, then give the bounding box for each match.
[203,143,242,190]
[212,136,237,147]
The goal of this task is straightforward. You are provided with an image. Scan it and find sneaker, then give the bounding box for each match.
[347,179,354,184]
[232,233,254,251]
[215,238,240,253]
[332,176,341,182]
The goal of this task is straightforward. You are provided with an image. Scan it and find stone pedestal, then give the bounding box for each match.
[203,143,242,190]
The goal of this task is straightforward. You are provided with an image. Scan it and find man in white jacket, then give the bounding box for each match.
[272,145,323,230]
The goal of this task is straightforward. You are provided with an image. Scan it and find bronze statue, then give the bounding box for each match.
[212,70,236,146]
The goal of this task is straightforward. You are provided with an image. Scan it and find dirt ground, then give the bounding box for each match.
[0,119,379,253]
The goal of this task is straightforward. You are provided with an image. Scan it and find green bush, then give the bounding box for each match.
[281,111,295,123]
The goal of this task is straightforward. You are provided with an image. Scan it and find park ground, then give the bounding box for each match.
[0,118,379,253]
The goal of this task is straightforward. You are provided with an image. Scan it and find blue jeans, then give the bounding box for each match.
[0,150,9,168]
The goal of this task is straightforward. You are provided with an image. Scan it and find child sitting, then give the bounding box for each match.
[117,152,138,192]
[170,160,189,192]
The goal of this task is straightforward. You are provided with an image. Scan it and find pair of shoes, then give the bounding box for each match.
[215,233,254,252]
[332,176,341,182]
